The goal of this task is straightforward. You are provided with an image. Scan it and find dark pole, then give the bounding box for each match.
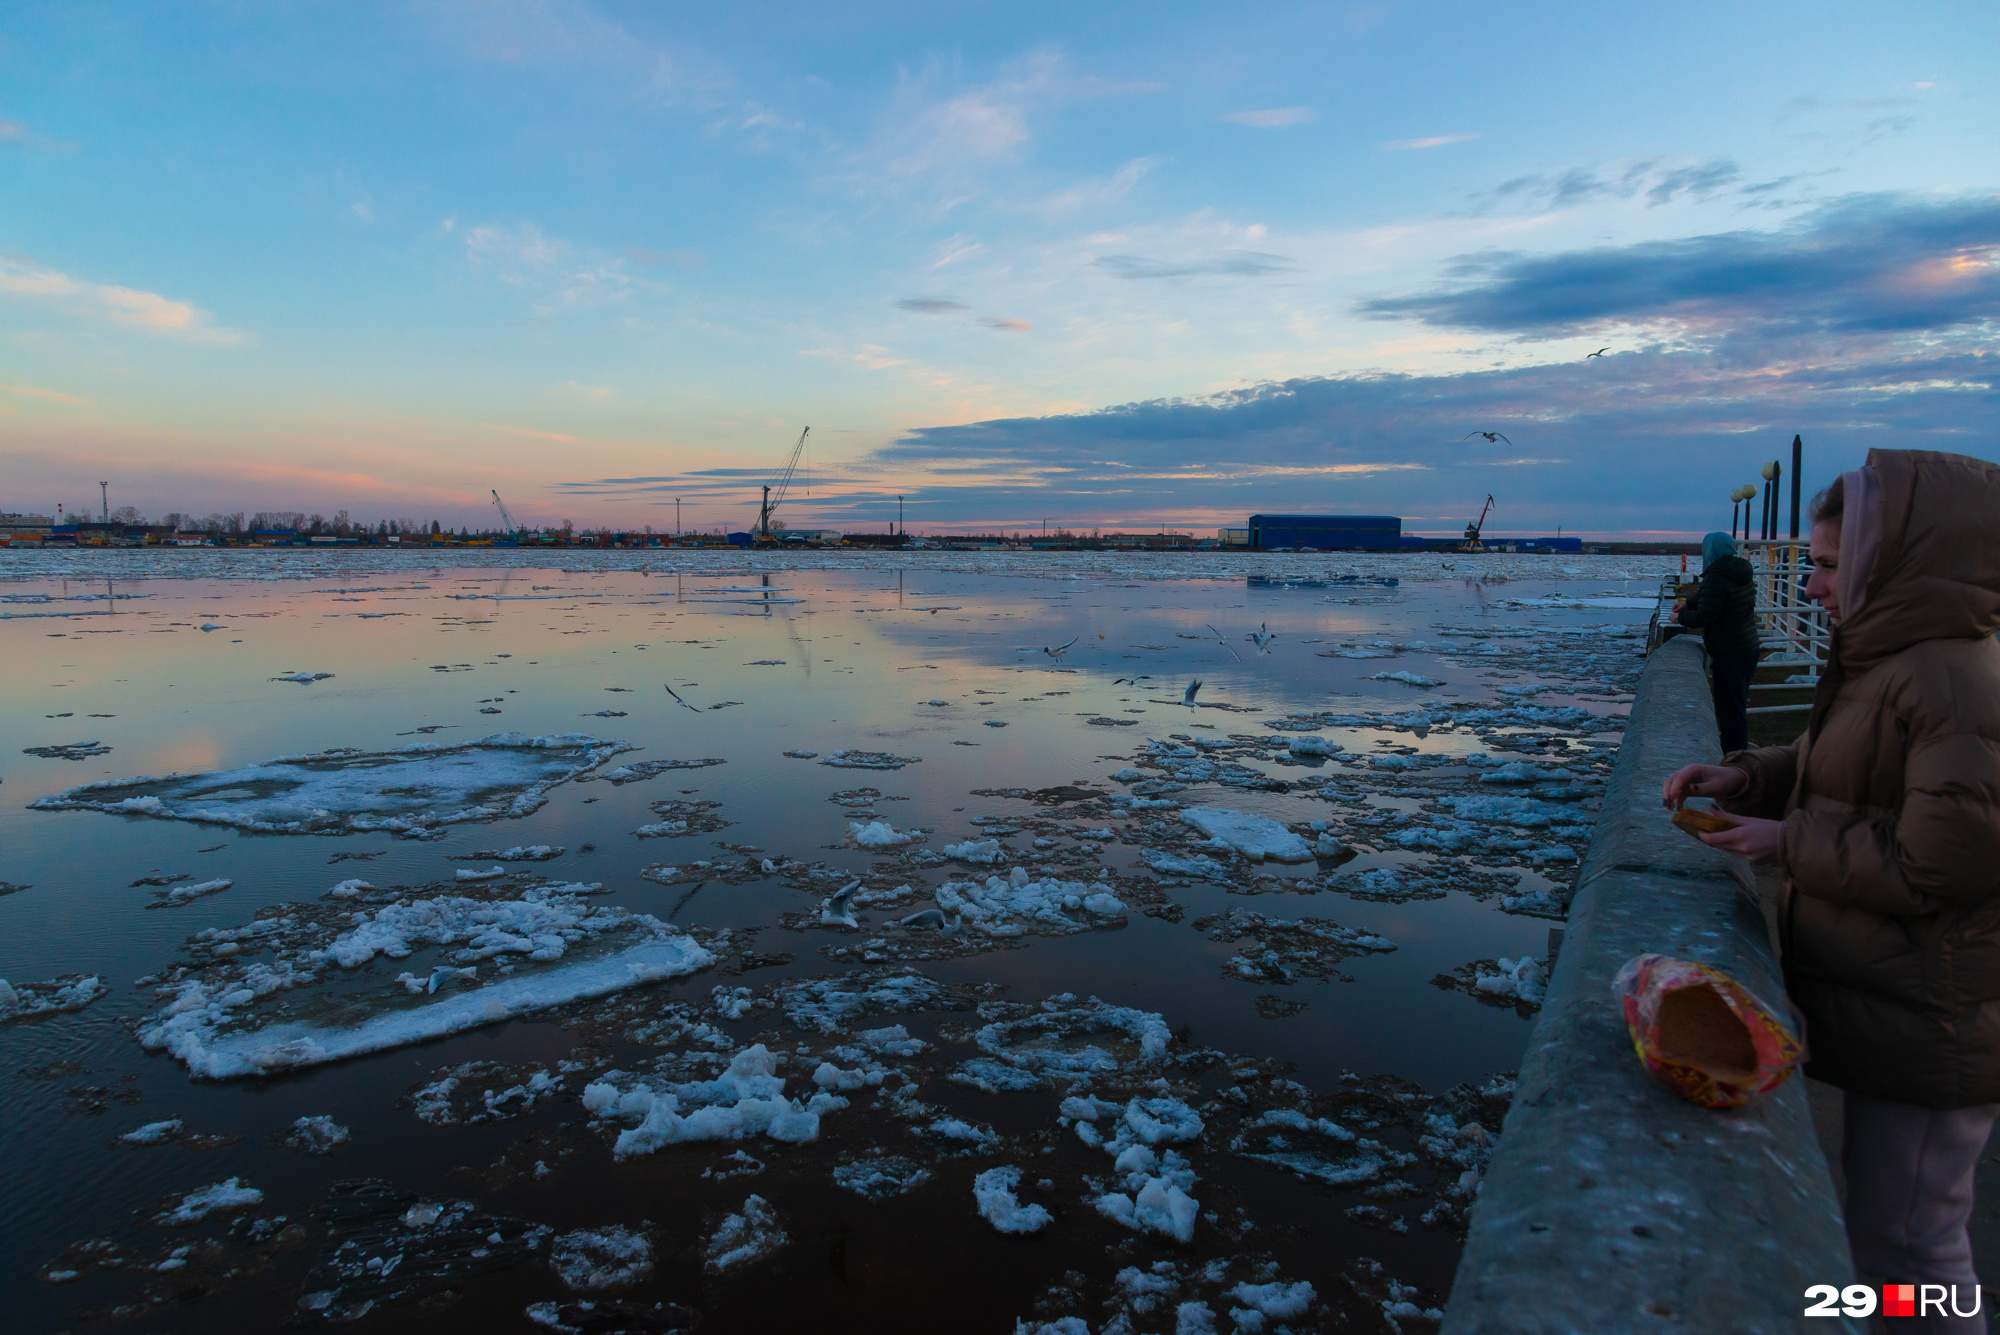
[1770,461,1782,540]
[1789,435,1802,538]
[1731,502,1739,540]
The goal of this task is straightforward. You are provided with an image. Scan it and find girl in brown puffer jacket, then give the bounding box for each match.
[1664,448,2000,1332]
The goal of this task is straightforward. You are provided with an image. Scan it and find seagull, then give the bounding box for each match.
[1586,347,1610,359]
[664,684,701,712]
[1249,623,1277,654]
[899,908,948,929]
[1041,636,1079,662]
[821,879,861,927]
[427,965,480,995]
[1181,678,1203,708]
[1204,625,1242,661]
[1463,431,1514,445]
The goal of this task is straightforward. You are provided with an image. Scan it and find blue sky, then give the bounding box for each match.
[2,1,1995,536]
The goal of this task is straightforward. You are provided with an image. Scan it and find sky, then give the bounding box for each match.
[1,0,1996,538]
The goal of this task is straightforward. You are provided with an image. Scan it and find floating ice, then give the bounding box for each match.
[549,1226,655,1291]
[143,918,711,1079]
[586,1045,845,1158]
[820,749,918,770]
[281,1114,351,1155]
[1367,671,1443,687]
[34,733,633,838]
[455,866,507,881]
[703,1194,788,1273]
[22,740,113,760]
[155,1178,263,1225]
[148,878,233,908]
[1473,956,1548,1005]
[1178,808,1313,863]
[973,1166,1052,1234]
[832,1154,933,1200]
[1287,736,1341,758]
[848,820,922,850]
[1228,1279,1315,1329]
[0,972,105,1021]
[474,845,564,861]
[935,871,1125,935]
[271,671,335,684]
[589,757,725,785]
[943,838,1005,864]
[121,1119,186,1145]
[1093,1175,1200,1243]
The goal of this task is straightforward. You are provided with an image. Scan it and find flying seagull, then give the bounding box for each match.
[1182,678,1203,708]
[1586,347,1610,359]
[1204,625,1243,661]
[1250,623,1277,654]
[1042,635,1079,662]
[664,684,701,712]
[1462,431,1514,445]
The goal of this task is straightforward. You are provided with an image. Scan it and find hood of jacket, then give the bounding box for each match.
[1835,449,2000,676]
[1701,531,1738,568]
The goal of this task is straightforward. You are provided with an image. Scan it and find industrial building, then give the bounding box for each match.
[1243,514,1402,551]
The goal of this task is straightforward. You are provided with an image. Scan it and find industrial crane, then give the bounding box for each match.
[756,426,810,541]
[491,490,522,543]
[1461,494,1495,553]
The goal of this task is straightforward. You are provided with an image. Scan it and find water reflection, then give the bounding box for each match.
[0,557,1664,1332]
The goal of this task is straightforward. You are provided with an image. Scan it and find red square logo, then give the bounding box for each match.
[1883,1285,1916,1317]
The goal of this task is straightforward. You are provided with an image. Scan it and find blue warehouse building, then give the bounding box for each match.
[1247,514,1401,551]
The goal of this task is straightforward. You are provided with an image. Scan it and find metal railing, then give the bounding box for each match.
[1740,539,1828,677]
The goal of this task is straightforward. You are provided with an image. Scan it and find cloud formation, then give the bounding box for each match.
[0,256,245,344]
[1360,191,2000,339]
[897,297,970,314]
[1383,133,1478,151]
[1222,108,1314,128]
[1093,250,1296,281]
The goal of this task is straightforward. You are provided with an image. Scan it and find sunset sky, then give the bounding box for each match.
[2,1,1995,536]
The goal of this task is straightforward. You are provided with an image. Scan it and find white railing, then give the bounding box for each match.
[1740,539,1828,681]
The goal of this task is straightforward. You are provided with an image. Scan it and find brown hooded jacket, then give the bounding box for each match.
[1722,448,2000,1108]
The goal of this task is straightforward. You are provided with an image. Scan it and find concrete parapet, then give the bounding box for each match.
[1442,635,1857,1333]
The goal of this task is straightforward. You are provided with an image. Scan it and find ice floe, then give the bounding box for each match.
[549,1225,654,1291]
[34,732,633,838]
[0,972,106,1021]
[1179,807,1314,863]
[703,1194,788,1273]
[973,1166,1053,1234]
[156,1178,263,1225]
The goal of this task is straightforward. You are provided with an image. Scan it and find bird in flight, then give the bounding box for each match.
[1182,678,1203,707]
[1021,635,1079,662]
[664,684,701,712]
[1204,625,1243,661]
[1463,431,1514,445]
[1250,623,1277,654]
[1586,347,1610,359]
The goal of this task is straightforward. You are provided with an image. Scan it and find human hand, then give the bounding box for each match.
[1661,763,1748,809]
[1698,812,1783,865]
[1670,600,1686,624]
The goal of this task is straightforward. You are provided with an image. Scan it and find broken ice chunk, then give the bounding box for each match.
[1178,808,1313,863]
[703,1194,788,1273]
[973,1166,1052,1234]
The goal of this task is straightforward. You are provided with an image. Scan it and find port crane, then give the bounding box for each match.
[1461,494,1495,552]
[491,490,523,542]
[756,427,810,541]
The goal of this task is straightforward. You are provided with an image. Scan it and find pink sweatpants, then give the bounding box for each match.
[1844,1089,2000,1333]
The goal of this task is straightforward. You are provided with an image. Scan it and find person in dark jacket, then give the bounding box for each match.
[1665,450,2000,1331]
[1675,531,1760,752]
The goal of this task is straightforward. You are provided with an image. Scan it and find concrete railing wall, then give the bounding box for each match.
[1442,634,1858,1334]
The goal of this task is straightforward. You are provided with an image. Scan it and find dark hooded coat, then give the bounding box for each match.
[1679,553,1760,662]
[1722,448,2000,1108]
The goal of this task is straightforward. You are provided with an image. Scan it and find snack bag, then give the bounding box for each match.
[1612,954,1802,1108]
